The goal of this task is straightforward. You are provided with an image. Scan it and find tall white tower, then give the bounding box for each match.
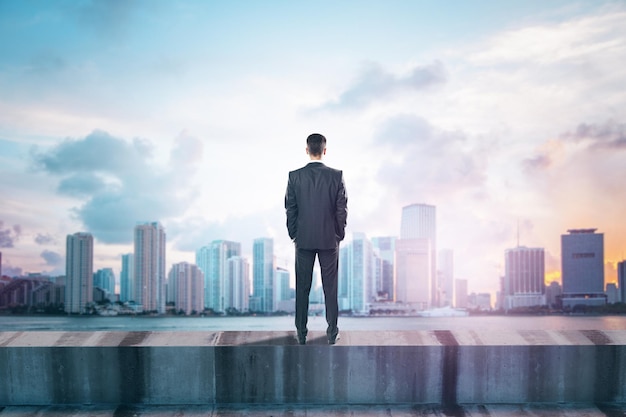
[227,256,250,312]
[400,204,437,306]
[340,233,375,314]
[503,246,545,310]
[168,262,204,315]
[120,253,134,302]
[253,238,274,313]
[438,249,454,307]
[395,238,430,310]
[65,232,93,314]
[134,222,166,314]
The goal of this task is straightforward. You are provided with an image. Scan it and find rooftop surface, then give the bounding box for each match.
[2,329,626,347]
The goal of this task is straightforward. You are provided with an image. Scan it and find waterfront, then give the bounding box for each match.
[1,314,626,332]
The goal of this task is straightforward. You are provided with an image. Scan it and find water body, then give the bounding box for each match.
[1,314,626,332]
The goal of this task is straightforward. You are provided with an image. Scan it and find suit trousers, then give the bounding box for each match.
[295,246,339,340]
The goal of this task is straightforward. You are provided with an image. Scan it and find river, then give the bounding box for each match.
[1,314,626,332]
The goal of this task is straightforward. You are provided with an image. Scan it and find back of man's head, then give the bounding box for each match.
[307,133,326,156]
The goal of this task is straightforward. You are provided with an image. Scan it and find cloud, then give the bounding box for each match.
[40,250,63,267]
[470,10,626,67]
[32,130,204,244]
[374,114,489,203]
[34,233,56,245]
[526,120,626,174]
[0,221,22,248]
[33,129,153,175]
[318,61,447,110]
[169,207,286,254]
[58,173,110,197]
[560,120,626,150]
[523,154,552,172]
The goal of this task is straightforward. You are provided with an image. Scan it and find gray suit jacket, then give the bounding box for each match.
[285,162,348,249]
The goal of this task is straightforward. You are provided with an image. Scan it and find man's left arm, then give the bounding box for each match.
[335,172,348,242]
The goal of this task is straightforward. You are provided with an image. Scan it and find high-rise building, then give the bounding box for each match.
[134,222,166,314]
[168,262,204,315]
[120,253,134,303]
[339,233,375,314]
[400,204,437,306]
[503,246,545,310]
[227,256,250,312]
[274,267,290,307]
[618,260,626,304]
[455,279,468,308]
[204,240,241,312]
[468,292,492,310]
[438,249,454,307]
[253,238,274,313]
[395,238,430,310]
[545,281,562,308]
[606,283,619,304]
[65,232,93,314]
[561,228,605,308]
[371,237,395,300]
[195,246,211,309]
[94,268,115,296]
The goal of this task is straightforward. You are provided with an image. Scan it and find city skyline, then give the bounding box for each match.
[0,213,623,299]
[1,220,622,313]
[1,1,626,297]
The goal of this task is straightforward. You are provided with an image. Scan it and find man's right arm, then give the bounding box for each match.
[285,173,298,241]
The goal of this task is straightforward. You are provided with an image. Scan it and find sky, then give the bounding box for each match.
[1,0,625,296]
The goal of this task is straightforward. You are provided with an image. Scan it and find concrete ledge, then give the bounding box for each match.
[1,330,625,406]
[2,403,626,417]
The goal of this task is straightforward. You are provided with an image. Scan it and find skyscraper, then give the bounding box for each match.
[168,262,204,315]
[371,237,396,300]
[274,267,290,306]
[455,279,468,308]
[120,253,134,302]
[618,260,626,304]
[134,222,166,314]
[561,228,605,308]
[253,238,274,313]
[65,232,93,314]
[400,204,437,306]
[438,249,454,307]
[195,246,211,309]
[205,240,241,312]
[503,246,545,310]
[395,238,430,310]
[227,256,250,312]
[94,267,116,296]
[340,233,375,314]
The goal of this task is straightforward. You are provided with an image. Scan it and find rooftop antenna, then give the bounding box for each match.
[517,219,520,248]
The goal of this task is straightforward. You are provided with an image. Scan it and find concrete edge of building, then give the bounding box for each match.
[0,330,625,406]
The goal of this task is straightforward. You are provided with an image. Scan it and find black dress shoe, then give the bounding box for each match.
[328,332,340,345]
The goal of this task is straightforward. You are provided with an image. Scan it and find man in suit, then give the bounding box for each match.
[285,133,348,345]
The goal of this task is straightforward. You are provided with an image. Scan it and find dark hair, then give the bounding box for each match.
[306,133,326,156]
